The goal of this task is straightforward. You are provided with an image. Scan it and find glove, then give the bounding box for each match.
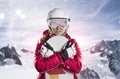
[44,42,55,53]
[60,49,68,62]
[40,45,55,58]
[63,40,73,49]
[60,40,73,61]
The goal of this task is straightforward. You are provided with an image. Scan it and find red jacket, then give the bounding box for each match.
[34,30,82,79]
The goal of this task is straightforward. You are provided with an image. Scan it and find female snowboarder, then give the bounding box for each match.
[34,8,82,79]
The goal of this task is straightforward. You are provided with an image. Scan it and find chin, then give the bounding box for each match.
[55,33,63,36]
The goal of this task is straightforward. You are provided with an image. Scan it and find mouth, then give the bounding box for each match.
[56,30,62,33]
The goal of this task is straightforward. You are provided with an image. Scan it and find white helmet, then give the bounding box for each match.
[47,8,70,31]
[47,8,70,21]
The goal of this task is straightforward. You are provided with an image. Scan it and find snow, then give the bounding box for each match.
[0,47,117,79]
[81,51,116,79]
[0,13,5,21]
[0,65,37,79]
[0,52,38,79]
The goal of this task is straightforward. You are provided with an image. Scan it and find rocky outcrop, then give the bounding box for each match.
[0,45,22,65]
[90,40,120,79]
[21,49,33,54]
[79,68,100,79]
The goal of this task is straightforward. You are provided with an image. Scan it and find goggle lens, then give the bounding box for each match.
[49,19,68,28]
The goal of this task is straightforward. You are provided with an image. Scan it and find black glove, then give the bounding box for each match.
[60,49,68,62]
[65,40,73,49]
[60,40,73,61]
[44,42,55,53]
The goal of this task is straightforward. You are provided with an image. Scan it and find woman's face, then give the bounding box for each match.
[48,19,68,36]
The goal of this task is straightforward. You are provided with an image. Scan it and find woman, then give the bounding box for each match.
[34,8,82,79]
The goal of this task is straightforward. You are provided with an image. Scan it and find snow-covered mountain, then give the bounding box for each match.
[0,45,22,65]
[80,39,120,79]
[88,39,120,79]
[0,48,38,79]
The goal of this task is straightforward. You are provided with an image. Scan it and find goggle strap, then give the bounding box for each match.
[49,18,70,21]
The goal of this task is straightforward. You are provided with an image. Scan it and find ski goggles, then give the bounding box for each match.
[48,19,68,28]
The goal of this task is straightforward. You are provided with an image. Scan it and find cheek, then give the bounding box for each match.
[52,27,66,32]
[62,27,67,31]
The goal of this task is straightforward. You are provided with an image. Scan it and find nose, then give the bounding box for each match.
[56,26,62,30]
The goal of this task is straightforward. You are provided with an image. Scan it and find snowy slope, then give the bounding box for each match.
[0,52,38,79]
[0,50,117,79]
[81,50,116,79]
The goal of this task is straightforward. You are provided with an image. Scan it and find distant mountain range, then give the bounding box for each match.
[80,39,120,79]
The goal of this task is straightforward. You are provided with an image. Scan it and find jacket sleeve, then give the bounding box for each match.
[61,39,82,73]
[34,41,64,73]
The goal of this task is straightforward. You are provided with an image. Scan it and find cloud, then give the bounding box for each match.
[63,0,110,21]
[0,0,120,50]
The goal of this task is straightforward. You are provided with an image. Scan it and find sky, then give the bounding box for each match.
[0,0,120,51]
